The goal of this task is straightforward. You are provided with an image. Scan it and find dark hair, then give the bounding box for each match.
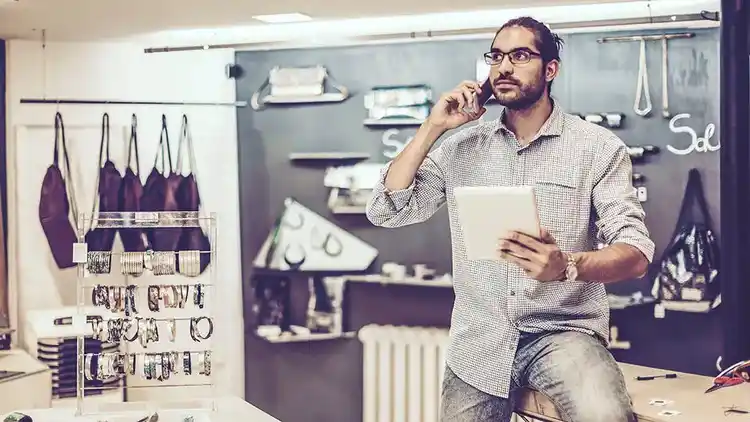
[495,16,565,90]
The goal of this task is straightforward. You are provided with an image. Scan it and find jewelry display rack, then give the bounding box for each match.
[73,211,217,417]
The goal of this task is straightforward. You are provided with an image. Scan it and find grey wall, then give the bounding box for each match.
[236,28,720,422]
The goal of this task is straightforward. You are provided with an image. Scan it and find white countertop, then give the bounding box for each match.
[7,396,280,422]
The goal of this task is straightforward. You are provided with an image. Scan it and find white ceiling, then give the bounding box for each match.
[0,0,630,41]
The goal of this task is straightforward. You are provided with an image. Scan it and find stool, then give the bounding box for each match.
[514,387,564,422]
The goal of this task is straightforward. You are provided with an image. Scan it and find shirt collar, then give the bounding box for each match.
[494,99,565,139]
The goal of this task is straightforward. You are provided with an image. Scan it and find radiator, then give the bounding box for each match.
[358,324,450,422]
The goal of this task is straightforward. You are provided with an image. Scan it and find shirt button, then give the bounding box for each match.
[510,290,516,296]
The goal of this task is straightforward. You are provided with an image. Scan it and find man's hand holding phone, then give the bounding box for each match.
[427,80,489,131]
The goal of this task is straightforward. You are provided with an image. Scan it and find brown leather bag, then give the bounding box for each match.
[141,114,182,251]
[175,115,211,274]
[39,112,78,269]
[119,114,148,252]
[84,113,122,252]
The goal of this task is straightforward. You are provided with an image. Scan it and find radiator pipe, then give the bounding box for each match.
[720,0,750,365]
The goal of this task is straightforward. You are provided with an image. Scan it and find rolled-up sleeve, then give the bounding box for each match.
[592,139,655,262]
[365,142,449,228]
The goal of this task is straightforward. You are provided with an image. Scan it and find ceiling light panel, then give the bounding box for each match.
[252,13,312,24]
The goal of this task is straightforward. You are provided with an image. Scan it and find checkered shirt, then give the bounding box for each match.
[365,102,655,398]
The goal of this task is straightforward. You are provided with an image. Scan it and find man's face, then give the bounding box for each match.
[488,26,558,110]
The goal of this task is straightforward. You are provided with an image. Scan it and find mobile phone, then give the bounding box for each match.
[476,78,493,106]
[463,79,493,114]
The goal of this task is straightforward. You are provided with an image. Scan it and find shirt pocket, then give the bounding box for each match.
[534,171,582,251]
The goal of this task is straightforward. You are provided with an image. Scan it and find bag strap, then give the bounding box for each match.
[88,113,111,227]
[153,114,173,175]
[97,112,110,168]
[175,114,198,179]
[673,168,713,235]
[53,112,79,230]
[127,114,140,175]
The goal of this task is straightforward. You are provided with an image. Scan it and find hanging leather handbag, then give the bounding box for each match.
[175,115,211,274]
[119,114,148,252]
[651,168,720,307]
[84,113,122,252]
[141,114,182,251]
[39,112,79,269]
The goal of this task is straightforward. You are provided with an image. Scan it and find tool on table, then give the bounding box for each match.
[597,32,695,118]
[636,373,678,381]
[706,359,750,393]
[724,406,749,415]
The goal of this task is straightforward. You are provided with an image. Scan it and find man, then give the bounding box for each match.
[365,16,654,422]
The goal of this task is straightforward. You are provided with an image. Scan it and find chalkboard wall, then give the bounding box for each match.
[236,27,720,422]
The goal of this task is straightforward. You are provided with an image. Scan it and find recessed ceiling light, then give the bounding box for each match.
[252,13,312,24]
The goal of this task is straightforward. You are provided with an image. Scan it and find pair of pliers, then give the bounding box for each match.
[705,375,745,393]
[706,360,750,393]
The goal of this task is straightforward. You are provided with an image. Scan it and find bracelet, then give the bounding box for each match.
[123,318,140,342]
[189,316,213,342]
[183,351,192,375]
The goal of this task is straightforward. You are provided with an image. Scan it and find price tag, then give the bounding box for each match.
[72,314,88,333]
[72,243,88,264]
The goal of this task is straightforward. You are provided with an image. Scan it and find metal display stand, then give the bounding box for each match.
[73,211,217,417]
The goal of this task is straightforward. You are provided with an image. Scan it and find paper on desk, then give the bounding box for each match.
[324,163,385,189]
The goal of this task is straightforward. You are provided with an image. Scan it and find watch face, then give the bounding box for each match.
[566,264,578,281]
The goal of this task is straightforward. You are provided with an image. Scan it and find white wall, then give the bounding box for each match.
[4,40,244,401]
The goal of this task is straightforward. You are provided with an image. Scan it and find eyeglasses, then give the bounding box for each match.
[483,48,541,66]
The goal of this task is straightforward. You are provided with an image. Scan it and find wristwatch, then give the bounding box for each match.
[563,253,578,282]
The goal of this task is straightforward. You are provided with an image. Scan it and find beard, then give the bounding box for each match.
[493,73,546,110]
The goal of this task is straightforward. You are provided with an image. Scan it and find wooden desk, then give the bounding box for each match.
[9,396,280,422]
[0,349,52,414]
[515,363,750,421]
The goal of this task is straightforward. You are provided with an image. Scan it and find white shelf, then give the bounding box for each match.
[262,93,347,105]
[330,205,367,215]
[363,117,425,127]
[289,152,370,162]
[660,300,713,313]
[343,274,452,288]
[260,331,356,344]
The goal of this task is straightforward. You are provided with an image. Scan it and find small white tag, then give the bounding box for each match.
[72,242,88,263]
[654,303,666,319]
[649,399,673,407]
[72,314,88,332]
[637,186,648,202]
[658,410,681,417]
[681,287,703,301]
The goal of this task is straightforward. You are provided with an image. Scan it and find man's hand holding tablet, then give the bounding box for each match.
[497,229,568,282]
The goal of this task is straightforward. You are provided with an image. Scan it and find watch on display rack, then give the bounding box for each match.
[73,211,217,418]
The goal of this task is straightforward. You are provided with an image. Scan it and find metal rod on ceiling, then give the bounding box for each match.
[597,32,696,43]
[19,98,248,107]
[143,12,717,53]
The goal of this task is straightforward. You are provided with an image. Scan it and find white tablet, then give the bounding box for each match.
[453,185,541,261]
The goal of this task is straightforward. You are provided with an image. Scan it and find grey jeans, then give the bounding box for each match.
[440,331,635,422]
